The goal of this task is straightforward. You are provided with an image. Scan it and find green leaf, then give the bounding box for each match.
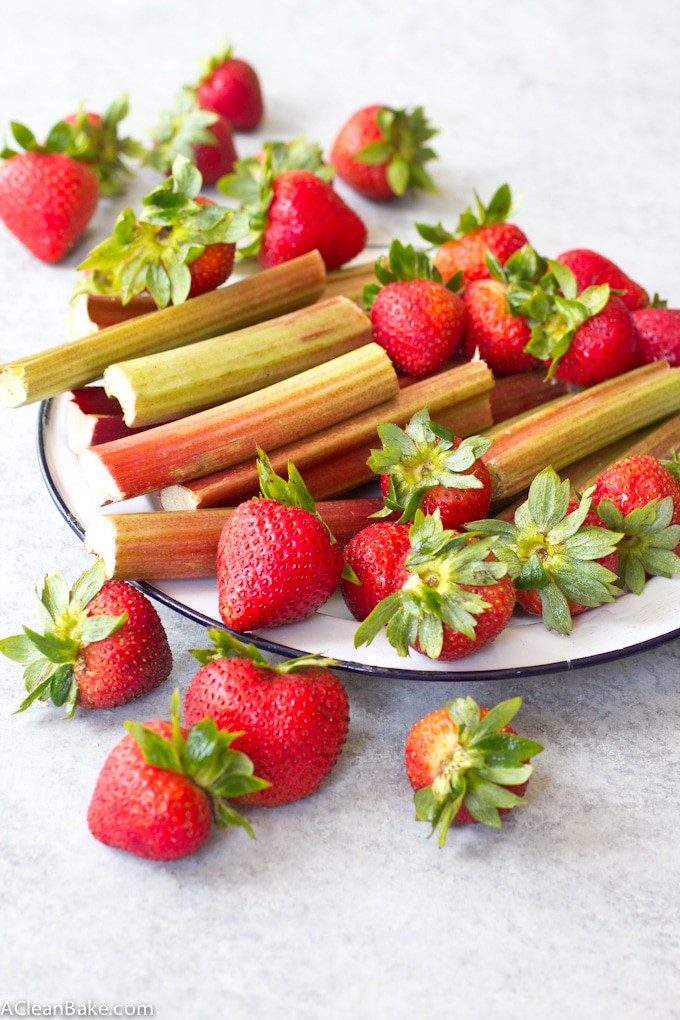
[79,613,127,644]
[538,582,574,634]
[446,696,481,733]
[475,734,544,765]
[354,141,391,165]
[50,666,76,707]
[463,789,502,828]
[0,633,43,664]
[15,674,55,713]
[476,763,534,785]
[10,121,36,150]
[125,722,183,774]
[414,785,438,822]
[39,570,71,620]
[546,259,578,301]
[470,697,522,741]
[22,626,78,664]
[386,156,410,197]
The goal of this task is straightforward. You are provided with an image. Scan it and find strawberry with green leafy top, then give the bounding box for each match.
[87,689,268,861]
[219,137,366,270]
[63,94,145,196]
[76,155,246,307]
[0,119,99,263]
[465,465,623,633]
[341,521,412,623]
[185,631,349,807]
[0,558,172,716]
[364,239,467,377]
[417,184,529,285]
[405,695,543,844]
[330,104,438,200]
[368,407,493,528]
[196,41,264,131]
[354,510,515,661]
[146,89,238,186]
[217,450,349,631]
[590,455,680,591]
[556,248,649,312]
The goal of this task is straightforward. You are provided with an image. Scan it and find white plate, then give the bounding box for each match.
[38,391,680,681]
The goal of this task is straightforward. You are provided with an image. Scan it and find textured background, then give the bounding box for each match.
[1,2,679,1018]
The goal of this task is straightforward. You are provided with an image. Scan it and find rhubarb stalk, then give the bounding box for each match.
[79,343,399,505]
[0,251,326,407]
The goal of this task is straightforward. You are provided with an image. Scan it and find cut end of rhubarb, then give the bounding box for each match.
[0,367,29,408]
[67,294,99,341]
[103,364,139,427]
[83,517,117,577]
[158,485,199,510]
[78,448,125,506]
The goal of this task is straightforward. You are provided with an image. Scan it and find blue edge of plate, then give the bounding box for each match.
[37,399,680,683]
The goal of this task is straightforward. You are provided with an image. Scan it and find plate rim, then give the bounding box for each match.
[36,397,680,682]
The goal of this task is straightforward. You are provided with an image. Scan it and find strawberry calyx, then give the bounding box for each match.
[190,627,339,674]
[255,449,358,583]
[197,40,235,82]
[353,105,438,196]
[1,118,81,161]
[75,155,247,307]
[413,695,543,843]
[523,259,611,374]
[146,88,221,175]
[367,407,492,522]
[354,510,508,658]
[593,497,680,594]
[0,558,125,717]
[126,689,268,836]
[416,183,517,246]
[363,238,463,310]
[465,466,623,633]
[63,95,145,196]
[217,136,334,258]
[661,451,680,483]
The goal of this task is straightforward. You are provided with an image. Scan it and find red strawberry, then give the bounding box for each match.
[0,558,172,715]
[556,248,649,311]
[353,510,515,661]
[217,451,345,630]
[405,695,542,844]
[462,279,540,375]
[364,239,466,377]
[185,631,350,807]
[633,306,680,368]
[62,94,144,196]
[147,89,238,187]
[87,690,267,860]
[330,104,438,200]
[417,184,528,286]
[196,42,264,131]
[75,155,243,307]
[219,142,366,270]
[0,119,99,263]
[341,520,412,622]
[367,407,492,528]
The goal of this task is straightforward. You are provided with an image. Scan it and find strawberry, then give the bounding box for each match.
[220,141,366,270]
[341,521,412,622]
[185,631,350,807]
[417,184,528,286]
[75,156,245,307]
[556,248,649,312]
[525,260,643,386]
[62,94,145,196]
[217,451,347,630]
[465,466,623,633]
[329,104,438,200]
[633,306,680,368]
[363,239,467,377]
[367,407,493,527]
[196,41,264,131]
[461,245,548,375]
[87,690,267,860]
[353,510,515,661]
[0,558,172,716]
[146,88,238,187]
[0,120,99,263]
[405,695,543,844]
[590,455,680,592]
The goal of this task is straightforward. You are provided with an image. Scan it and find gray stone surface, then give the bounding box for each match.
[1,2,679,1018]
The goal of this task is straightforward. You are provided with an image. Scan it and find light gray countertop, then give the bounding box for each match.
[1,2,679,1018]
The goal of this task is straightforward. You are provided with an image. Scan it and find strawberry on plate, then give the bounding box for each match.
[367,406,493,528]
[353,509,516,661]
[342,520,412,622]
[196,40,264,131]
[405,695,543,845]
[417,183,529,286]
[146,88,238,186]
[87,690,267,861]
[329,104,438,200]
[465,465,623,633]
[363,239,467,377]
[0,119,99,263]
[0,558,172,716]
[75,155,246,307]
[185,631,350,807]
[556,248,649,312]
[217,450,347,631]
[219,137,366,270]
[62,94,145,196]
